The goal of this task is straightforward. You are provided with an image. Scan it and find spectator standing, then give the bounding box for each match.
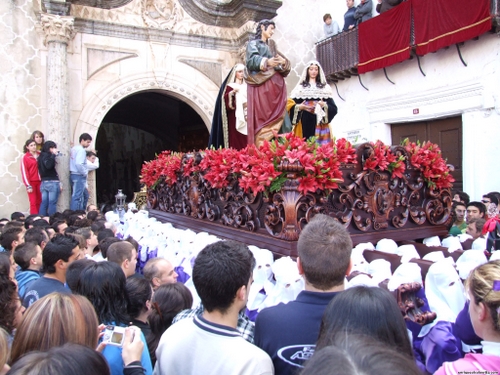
[38,141,61,216]
[323,13,339,39]
[70,133,92,211]
[376,0,403,14]
[147,283,193,366]
[143,258,178,290]
[30,130,44,152]
[20,139,41,214]
[354,0,373,25]
[153,240,273,375]
[343,0,357,31]
[83,151,99,211]
[22,234,81,308]
[254,214,353,374]
[14,242,43,300]
[466,201,486,222]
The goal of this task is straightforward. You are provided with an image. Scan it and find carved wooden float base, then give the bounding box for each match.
[149,209,448,259]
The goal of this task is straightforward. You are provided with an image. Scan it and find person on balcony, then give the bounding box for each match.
[354,0,373,25]
[287,61,337,144]
[208,64,248,150]
[323,13,340,39]
[245,19,291,147]
[376,0,403,14]
[343,0,357,31]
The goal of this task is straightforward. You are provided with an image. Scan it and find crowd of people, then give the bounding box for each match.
[322,0,404,40]
[19,131,99,217]
[0,201,499,375]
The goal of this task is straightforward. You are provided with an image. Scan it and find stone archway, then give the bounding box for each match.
[74,71,216,206]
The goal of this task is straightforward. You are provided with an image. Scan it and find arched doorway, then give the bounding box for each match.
[94,91,209,205]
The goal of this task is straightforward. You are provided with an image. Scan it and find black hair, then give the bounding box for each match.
[51,220,67,233]
[483,193,499,206]
[13,242,40,270]
[125,236,140,251]
[40,140,57,153]
[32,219,50,229]
[42,234,79,274]
[147,283,193,366]
[97,228,115,243]
[193,240,255,313]
[254,19,275,40]
[316,286,413,358]
[66,258,95,293]
[7,343,110,375]
[79,133,92,142]
[48,212,64,225]
[99,237,121,259]
[86,151,97,158]
[0,252,11,277]
[91,220,106,235]
[24,227,49,247]
[300,334,421,375]
[0,227,23,251]
[24,214,41,230]
[0,274,18,334]
[126,276,152,319]
[11,212,26,221]
[467,201,486,215]
[76,261,130,325]
[300,62,326,89]
[87,211,99,222]
[23,138,36,153]
[452,190,470,205]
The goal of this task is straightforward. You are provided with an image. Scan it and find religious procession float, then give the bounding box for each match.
[142,133,454,258]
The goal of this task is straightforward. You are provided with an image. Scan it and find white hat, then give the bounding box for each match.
[397,244,421,263]
[441,236,463,252]
[347,274,378,289]
[423,236,442,247]
[455,250,488,280]
[367,259,392,285]
[471,237,487,251]
[425,258,465,323]
[376,238,398,254]
[387,263,423,291]
[490,250,500,261]
[422,251,446,263]
[457,233,473,243]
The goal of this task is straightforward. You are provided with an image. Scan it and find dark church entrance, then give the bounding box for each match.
[95,91,209,205]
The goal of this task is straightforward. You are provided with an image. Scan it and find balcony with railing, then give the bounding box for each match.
[317,0,500,82]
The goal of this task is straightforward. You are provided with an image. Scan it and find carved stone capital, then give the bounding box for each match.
[40,13,76,46]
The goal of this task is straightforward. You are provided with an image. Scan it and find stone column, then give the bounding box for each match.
[40,13,75,212]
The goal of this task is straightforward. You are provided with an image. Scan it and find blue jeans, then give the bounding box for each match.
[39,180,60,216]
[70,174,87,211]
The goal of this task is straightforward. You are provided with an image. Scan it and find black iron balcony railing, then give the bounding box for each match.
[317,0,500,82]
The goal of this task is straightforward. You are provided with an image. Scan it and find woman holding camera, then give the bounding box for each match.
[37,141,61,216]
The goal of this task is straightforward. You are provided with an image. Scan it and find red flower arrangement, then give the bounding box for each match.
[140,133,357,196]
[363,140,406,179]
[140,135,453,195]
[402,139,455,190]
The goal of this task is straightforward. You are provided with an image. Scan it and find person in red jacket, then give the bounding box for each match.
[20,139,41,214]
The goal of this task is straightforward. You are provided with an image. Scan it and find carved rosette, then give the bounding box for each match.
[40,13,76,46]
[142,0,181,30]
